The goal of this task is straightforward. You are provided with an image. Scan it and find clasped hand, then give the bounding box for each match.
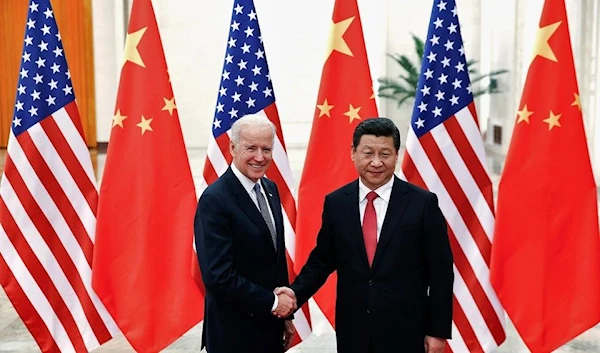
[272,287,297,318]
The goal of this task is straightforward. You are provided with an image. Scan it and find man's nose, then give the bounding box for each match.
[370,155,383,166]
[254,150,265,161]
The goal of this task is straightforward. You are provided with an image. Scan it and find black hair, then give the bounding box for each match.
[352,117,401,151]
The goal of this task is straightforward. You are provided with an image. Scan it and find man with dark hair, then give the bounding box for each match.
[278,117,454,353]
[196,114,296,353]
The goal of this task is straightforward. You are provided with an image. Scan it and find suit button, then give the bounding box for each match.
[368,280,373,286]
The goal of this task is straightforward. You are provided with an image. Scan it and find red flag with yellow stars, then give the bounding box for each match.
[91,0,203,351]
[490,0,600,351]
[295,0,378,327]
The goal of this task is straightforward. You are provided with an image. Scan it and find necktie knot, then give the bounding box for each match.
[366,191,378,202]
[253,183,261,194]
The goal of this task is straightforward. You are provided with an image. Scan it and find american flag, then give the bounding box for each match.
[0,0,118,352]
[400,0,506,351]
[199,0,311,341]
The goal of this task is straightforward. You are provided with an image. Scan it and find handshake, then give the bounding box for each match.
[272,287,297,318]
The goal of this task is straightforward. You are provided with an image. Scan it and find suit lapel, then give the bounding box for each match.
[262,179,284,253]
[224,168,274,248]
[371,177,411,270]
[343,181,370,269]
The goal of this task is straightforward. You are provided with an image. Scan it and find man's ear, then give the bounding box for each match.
[229,140,235,157]
[350,144,356,162]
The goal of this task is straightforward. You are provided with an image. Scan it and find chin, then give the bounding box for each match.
[367,175,383,182]
[366,178,386,188]
[251,172,266,180]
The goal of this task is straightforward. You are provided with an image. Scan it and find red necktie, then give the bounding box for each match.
[363,191,378,267]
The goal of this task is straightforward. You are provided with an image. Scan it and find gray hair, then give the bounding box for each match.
[230,114,276,145]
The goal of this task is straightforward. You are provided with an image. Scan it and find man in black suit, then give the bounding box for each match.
[195,114,296,353]
[278,118,454,353]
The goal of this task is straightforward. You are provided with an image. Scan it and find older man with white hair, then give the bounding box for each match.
[195,114,296,353]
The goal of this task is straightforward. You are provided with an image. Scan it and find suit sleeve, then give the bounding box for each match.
[423,193,454,338]
[270,182,291,289]
[269,181,295,320]
[290,196,337,307]
[195,191,274,315]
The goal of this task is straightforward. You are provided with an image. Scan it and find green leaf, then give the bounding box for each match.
[377,77,402,88]
[378,34,508,108]
[472,89,489,98]
[411,33,425,60]
[470,74,486,83]
[486,69,509,76]
[398,56,419,78]
[397,95,415,107]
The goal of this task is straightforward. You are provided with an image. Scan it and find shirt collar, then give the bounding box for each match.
[358,176,394,203]
[231,163,259,195]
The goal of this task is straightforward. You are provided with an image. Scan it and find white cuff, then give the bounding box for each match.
[271,293,278,312]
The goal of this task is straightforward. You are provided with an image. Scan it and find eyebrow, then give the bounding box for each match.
[361,146,391,151]
[244,144,272,149]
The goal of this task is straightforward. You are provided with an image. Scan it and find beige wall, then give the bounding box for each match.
[92,0,386,148]
[92,0,600,178]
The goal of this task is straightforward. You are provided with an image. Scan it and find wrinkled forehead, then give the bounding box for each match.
[239,126,274,144]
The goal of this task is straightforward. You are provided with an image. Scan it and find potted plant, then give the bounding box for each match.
[378,34,508,108]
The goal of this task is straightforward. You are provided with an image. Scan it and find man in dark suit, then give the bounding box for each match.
[195,114,296,353]
[278,118,454,353]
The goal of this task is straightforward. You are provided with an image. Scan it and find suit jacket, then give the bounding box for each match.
[291,176,454,353]
[195,167,289,353]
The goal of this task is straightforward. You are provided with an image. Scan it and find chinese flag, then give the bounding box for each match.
[91,0,203,351]
[490,0,600,351]
[295,0,378,326]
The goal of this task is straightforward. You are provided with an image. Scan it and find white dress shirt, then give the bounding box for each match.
[230,164,279,311]
[231,164,276,228]
[358,176,394,242]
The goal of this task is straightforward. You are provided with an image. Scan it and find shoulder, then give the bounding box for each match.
[262,176,278,190]
[397,178,440,209]
[199,174,232,207]
[325,179,357,202]
[402,179,435,199]
[203,176,228,195]
[260,176,280,198]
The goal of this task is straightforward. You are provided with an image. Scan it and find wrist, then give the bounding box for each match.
[271,292,278,311]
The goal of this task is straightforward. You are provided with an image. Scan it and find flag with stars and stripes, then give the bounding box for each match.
[400,0,506,351]
[198,0,312,345]
[0,0,119,352]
